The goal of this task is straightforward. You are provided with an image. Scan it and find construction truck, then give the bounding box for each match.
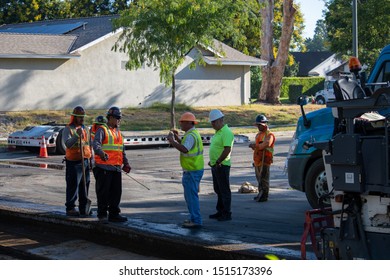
[300,54,390,259]
[287,44,390,209]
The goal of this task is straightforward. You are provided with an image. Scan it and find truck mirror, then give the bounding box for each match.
[297,96,308,106]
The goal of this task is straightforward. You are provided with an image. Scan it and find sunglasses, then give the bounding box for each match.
[113,116,121,120]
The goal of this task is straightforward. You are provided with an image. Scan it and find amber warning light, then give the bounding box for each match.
[349,56,362,72]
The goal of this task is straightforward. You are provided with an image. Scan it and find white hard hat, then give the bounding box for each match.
[209,109,224,122]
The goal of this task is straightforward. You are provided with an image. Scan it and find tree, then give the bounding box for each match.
[325,0,390,69]
[305,19,330,52]
[258,0,297,104]
[113,0,257,129]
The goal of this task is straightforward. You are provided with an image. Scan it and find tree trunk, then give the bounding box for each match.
[170,72,176,129]
[259,0,296,104]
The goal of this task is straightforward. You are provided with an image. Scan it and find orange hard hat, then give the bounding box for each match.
[179,112,198,124]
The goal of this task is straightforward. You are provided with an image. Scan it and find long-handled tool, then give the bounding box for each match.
[80,133,92,215]
[122,171,151,191]
[254,149,266,201]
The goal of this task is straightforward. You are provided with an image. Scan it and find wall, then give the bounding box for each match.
[0,35,249,111]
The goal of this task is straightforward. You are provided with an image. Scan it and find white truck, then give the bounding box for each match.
[7,123,249,154]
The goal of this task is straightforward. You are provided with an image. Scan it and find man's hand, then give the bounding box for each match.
[100,152,109,161]
[76,127,83,136]
[122,163,131,173]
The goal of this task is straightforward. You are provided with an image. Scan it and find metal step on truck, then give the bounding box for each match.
[7,124,249,154]
[286,44,390,209]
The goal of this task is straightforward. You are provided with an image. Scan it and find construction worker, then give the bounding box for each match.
[90,115,108,179]
[90,115,108,141]
[167,112,204,229]
[93,106,131,223]
[208,109,234,222]
[62,106,92,217]
[249,114,275,202]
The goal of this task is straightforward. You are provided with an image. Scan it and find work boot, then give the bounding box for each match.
[209,212,222,219]
[254,190,264,201]
[66,208,80,217]
[217,212,232,222]
[108,214,128,223]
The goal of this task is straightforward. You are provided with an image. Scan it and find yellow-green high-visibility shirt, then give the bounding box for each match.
[209,124,234,166]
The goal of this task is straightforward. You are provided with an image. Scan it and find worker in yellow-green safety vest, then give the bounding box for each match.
[249,114,275,202]
[167,112,204,229]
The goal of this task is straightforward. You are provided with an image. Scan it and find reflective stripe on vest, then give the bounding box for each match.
[94,126,123,166]
[65,125,91,161]
[180,130,204,171]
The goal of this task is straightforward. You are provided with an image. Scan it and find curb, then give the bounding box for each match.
[0,206,302,260]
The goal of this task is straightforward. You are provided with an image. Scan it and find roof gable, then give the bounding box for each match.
[291,51,333,76]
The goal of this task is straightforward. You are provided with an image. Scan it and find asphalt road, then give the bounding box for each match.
[0,131,316,259]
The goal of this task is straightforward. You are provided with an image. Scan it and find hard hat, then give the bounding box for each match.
[209,109,224,122]
[94,115,108,124]
[107,106,122,118]
[71,106,86,117]
[179,112,198,124]
[254,114,268,125]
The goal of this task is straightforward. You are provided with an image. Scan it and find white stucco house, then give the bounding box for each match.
[0,15,266,111]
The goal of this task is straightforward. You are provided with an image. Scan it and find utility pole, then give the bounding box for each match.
[352,0,358,57]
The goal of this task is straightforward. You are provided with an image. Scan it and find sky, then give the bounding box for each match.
[295,0,326,38]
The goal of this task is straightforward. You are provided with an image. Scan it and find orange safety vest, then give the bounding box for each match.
[253,130,275,166]
[94,126,124,166]
[65,125,92,161]
[90,123,107,142]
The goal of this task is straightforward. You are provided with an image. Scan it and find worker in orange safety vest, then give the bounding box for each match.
[249,114,275,202]
[62,106,92,216]
[93,106,131,223]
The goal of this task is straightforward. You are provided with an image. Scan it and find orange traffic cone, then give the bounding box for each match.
[38,136,48,158]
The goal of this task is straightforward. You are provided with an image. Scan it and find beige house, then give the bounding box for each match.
[0,15,266,111]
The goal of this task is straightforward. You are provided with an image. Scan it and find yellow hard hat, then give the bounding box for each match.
[179,112,198,124]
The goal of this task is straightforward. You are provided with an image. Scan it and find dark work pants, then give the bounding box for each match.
[211,164,231,215]
[255,165,270,198]
[65,159,90,211]
[94,166,122,218]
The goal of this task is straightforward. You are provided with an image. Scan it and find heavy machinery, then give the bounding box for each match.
[287,44,390,209]
[301,57,390,259]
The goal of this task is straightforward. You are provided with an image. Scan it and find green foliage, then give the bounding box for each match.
[304,19,330,51]
[325,0,390,69]
[251,66,262,99]
[280,77,324,101]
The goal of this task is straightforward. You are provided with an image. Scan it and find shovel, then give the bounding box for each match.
[80,132,92,215]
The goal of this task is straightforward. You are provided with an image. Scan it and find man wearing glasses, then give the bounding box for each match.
[93,106,131,223]
[249,114,275,202]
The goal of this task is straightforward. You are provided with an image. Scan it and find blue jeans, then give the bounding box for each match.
[65,159,90,212]
[182,170,204,225]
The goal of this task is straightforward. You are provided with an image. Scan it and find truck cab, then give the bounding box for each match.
[287,44,390,209]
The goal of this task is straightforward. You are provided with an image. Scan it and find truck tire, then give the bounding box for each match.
[316,96,326,105]
[304,158,330,209]
[55,129,66,155]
